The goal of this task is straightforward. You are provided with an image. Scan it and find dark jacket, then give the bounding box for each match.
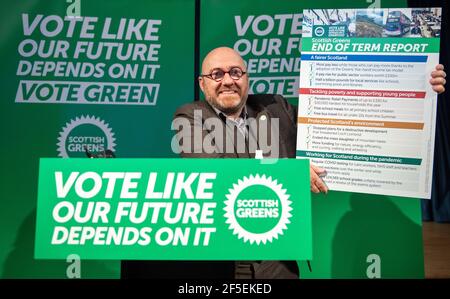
[173,94,298,159]
[121,94,300,279]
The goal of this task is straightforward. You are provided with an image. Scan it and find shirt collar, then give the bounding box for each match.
[211,105,248,123]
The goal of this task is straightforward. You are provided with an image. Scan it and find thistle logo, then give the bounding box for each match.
[224,175,292,245]
[57,115,116,157]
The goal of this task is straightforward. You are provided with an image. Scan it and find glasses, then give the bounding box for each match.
[201,67,247,82]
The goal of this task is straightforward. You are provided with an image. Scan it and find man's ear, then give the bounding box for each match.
[198,76,205,93]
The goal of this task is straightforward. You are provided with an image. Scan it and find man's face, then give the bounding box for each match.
[199,48,249,115]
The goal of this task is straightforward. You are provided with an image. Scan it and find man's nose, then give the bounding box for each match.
[221,72,234,85]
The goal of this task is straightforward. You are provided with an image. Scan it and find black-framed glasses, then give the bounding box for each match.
[201,67,247,82]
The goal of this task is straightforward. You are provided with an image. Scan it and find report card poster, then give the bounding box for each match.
[296,7,441,198]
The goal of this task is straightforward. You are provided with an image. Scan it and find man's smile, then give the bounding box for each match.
[218,90,238,94]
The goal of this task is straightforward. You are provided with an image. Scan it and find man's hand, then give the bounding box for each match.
[430,64,446,94]
[310,164,328,194]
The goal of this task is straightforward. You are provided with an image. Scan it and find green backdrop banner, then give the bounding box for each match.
[0,0,195,278]
[0,0,425,279]
[35,158,312,261]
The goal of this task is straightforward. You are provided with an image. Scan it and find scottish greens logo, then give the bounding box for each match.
[224,174,292,245]
[313,26,325,37]
[57,115,116,157]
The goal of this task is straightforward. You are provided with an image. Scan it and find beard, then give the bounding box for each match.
[206,93,248,116]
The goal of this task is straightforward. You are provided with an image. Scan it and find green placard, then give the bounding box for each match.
[35,158,312,260]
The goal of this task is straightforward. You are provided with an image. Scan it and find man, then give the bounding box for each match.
[176,47,329,193]
[122,47,446,279]
[122,47,302,279]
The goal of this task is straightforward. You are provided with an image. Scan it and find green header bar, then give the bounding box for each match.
[297,150,422,165]
[302,38,440,53]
